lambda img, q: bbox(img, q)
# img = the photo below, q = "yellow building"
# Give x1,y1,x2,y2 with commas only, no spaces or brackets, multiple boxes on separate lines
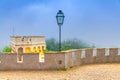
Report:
10,36,46,53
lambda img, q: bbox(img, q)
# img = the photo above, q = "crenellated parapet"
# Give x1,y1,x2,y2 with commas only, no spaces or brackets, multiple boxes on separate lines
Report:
65,48,120,68
0,48,120,70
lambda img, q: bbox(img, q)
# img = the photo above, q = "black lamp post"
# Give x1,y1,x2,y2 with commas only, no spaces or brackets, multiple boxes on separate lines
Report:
56,10,65,51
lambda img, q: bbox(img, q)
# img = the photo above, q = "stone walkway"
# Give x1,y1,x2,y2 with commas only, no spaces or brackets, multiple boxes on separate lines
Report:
0,63,120,80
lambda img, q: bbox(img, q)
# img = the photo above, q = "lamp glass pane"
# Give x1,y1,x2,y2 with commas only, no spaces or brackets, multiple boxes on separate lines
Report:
57,16,63,24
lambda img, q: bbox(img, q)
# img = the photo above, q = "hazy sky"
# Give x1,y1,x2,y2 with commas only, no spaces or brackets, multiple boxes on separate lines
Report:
0,0,120,49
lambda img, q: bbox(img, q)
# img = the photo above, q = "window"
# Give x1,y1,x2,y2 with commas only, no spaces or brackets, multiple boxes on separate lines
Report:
93,48,97,57
39,51,45,63
21,37,24,41
17,47,23,63
81,49,85,58
72,52,75,60
0,54,2,63
27,37,31,43
39,55,45,62
17,54,23,63
118,48,120,55
29,37,31,41
105,48,109,56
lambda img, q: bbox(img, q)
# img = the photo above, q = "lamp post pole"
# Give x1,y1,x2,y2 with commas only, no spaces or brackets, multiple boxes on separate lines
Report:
56,10,65,52
59,25,61,51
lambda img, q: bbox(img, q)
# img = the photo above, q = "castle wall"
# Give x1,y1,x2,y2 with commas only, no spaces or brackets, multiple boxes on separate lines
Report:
0,53,65,70
65,48,120,69
40,53,65,70
0,48,120,70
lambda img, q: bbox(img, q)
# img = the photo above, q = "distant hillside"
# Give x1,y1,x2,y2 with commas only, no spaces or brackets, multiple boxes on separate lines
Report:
46,38,95,51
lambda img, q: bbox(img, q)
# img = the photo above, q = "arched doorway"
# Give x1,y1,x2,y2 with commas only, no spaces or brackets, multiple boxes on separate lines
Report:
32,47,36,52
42,46,45,50
37,46,41,52
25,47,31,53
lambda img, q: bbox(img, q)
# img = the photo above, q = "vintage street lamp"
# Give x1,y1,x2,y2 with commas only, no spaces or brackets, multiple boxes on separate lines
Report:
56,10,65,51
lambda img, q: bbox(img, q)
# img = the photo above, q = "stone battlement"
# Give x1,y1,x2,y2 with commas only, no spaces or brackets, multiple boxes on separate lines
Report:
0,48,120,70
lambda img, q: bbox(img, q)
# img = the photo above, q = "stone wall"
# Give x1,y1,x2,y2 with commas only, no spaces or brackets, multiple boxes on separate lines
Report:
65,48,120,69
0,52,65,70
0,48,120,70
